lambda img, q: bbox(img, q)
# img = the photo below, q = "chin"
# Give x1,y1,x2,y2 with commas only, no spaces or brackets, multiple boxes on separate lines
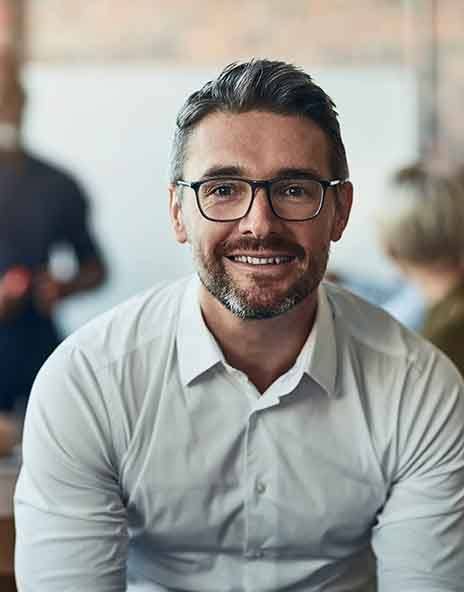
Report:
195,247,326,320
211,279,315,320
222,296,301,320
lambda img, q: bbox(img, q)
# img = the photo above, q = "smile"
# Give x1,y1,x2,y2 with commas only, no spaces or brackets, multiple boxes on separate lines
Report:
228,255,295,265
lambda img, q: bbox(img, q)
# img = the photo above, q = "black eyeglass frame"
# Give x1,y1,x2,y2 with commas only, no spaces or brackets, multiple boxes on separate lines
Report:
175,175,349,222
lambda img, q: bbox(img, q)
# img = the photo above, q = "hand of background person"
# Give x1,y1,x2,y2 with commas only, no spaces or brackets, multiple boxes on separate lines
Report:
0,414,18,457
0,266,32,321
33,270,66,317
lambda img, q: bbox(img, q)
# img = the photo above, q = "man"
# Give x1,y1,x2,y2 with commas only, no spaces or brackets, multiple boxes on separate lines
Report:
14,60,464,591
0,58,106,416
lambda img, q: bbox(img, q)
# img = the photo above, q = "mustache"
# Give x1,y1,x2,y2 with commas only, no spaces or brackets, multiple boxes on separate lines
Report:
220,237,305,258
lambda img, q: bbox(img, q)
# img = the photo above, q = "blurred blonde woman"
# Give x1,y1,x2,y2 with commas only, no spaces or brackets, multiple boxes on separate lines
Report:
379,163,464,374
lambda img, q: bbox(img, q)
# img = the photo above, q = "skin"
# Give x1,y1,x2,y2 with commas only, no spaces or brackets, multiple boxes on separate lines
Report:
394,258,464,305
170,110,352,393
0,413,18,457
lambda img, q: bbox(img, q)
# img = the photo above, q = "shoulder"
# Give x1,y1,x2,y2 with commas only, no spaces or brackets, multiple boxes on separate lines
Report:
25,152,86,202
27,275,195,468
424,309,464,377
424,293,464,341
323,280,460,384
323,282,464,483
59,275,192,369
25,152,78,184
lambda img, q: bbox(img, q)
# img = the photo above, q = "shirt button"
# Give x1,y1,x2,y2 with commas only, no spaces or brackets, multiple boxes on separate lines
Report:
256,481,266,494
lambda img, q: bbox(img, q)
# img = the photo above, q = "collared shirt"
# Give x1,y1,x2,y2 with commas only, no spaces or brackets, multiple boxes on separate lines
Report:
14,275,464,591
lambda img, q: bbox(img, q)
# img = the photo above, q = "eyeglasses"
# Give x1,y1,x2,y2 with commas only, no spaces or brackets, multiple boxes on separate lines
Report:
176,175,348,222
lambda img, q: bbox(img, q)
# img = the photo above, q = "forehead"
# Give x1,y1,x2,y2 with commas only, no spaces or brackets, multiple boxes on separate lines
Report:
183,110,332,179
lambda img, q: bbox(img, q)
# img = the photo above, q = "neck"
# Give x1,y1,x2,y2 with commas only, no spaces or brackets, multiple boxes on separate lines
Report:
199,286,318,394
422,271,463,305
401,262,464,305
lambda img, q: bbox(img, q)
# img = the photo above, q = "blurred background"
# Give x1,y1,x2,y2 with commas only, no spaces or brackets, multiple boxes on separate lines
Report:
2,0,464,334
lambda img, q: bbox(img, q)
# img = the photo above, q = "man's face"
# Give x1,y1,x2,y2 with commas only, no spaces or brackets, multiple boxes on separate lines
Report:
170,110,352,320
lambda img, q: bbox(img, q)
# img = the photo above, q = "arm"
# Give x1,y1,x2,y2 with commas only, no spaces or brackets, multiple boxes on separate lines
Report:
372,352,464,591
0,413,18,457
0,266,32,321
14,344,127,591
34,177,107,316
33,258,106,316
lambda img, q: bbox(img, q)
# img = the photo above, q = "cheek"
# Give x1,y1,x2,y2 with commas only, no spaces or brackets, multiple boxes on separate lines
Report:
294,224,332,255
179,204,203,243
187,220,230,255
204,231,230,257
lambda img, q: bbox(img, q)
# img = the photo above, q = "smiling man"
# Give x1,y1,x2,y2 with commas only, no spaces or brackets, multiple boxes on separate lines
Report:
14,60,464,591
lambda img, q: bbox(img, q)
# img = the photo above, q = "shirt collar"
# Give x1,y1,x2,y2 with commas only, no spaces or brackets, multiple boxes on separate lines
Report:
177,275,224,387
305,283,338,398
177,275,338,397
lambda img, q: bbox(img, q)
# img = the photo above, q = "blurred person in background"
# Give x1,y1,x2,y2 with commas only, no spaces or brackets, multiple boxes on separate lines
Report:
0,56,106,432
324,267,426,330
379,162,464,375
15,59,464,591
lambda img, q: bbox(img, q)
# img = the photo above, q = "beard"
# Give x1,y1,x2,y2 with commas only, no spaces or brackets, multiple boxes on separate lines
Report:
191,236,330,320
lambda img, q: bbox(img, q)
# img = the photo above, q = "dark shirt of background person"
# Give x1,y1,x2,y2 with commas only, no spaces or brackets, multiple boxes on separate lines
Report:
0,55,106,416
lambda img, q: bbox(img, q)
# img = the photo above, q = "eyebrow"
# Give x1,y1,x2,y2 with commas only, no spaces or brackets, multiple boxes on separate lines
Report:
200,165,326,180
201,165,243,178
276,168,325,180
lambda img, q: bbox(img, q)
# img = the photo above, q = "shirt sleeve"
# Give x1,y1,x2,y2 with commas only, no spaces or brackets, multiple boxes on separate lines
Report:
14,343,128,591
372,351,464,591
58,177,105,265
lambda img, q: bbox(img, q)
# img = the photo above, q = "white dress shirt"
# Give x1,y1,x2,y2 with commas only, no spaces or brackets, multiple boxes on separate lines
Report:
14,274,464,591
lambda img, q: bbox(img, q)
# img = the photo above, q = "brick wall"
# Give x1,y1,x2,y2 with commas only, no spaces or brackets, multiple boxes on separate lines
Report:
22,0,464,163
0,0,23,57
0,0,460,163
24,0,415,65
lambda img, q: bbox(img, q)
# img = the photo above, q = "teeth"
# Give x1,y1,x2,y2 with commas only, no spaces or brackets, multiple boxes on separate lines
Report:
232,255,291,265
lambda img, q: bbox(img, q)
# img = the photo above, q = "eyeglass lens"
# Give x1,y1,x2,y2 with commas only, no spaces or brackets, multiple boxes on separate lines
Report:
197,178,323,221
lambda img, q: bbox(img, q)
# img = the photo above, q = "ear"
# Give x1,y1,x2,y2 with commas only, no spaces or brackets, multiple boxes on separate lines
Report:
331,181,353,242
169,184,188,244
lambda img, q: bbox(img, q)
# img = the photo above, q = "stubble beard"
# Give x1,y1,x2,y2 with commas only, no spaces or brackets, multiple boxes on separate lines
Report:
192,239,330,320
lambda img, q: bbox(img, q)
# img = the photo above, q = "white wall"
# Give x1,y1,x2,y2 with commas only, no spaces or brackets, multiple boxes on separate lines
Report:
22,63,418,334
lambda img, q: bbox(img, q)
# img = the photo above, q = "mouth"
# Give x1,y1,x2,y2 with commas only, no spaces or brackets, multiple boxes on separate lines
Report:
226,254,296,266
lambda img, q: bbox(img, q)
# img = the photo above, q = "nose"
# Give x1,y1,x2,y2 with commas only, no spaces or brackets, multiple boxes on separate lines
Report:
238,187,282,238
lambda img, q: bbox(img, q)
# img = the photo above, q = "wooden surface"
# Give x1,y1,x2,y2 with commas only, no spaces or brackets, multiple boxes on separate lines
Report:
0,517,15,573
0,517,16,591
0,517,16,592
0,450,20,592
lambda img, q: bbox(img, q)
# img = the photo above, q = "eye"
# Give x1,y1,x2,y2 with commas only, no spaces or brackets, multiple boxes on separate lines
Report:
284,185,306,197
200,180,243,200
274,182,308,199
213,184,235,197
272,179,321,201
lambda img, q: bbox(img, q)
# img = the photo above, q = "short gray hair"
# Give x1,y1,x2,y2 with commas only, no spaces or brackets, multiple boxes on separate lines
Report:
169,59,349,183
379,163,464,265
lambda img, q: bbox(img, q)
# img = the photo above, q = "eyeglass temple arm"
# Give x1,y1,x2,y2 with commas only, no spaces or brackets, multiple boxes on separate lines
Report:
176,180,191,188
328,178,349,187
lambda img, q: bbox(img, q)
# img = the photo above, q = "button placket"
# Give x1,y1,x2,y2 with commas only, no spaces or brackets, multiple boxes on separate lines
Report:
243,409,269,559
256,481,266,495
